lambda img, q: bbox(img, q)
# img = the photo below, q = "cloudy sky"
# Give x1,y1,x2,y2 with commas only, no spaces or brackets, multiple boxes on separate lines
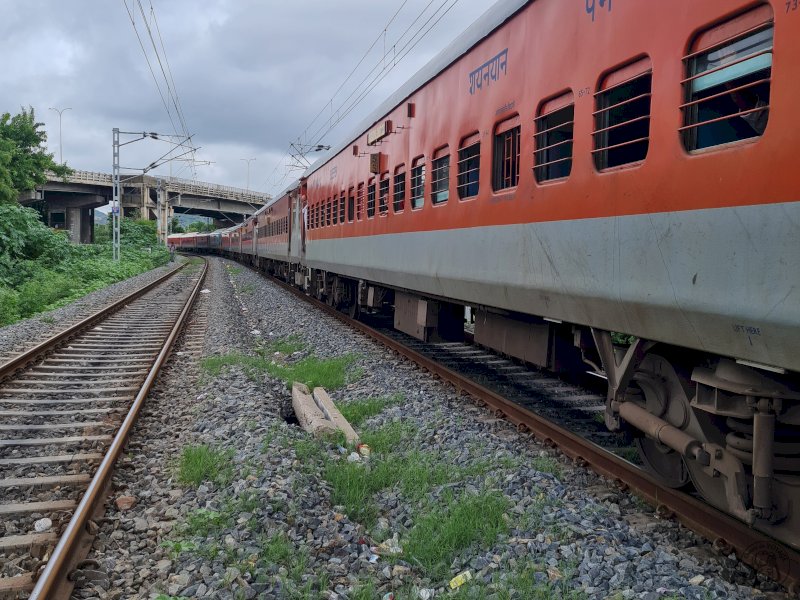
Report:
1,1,492,197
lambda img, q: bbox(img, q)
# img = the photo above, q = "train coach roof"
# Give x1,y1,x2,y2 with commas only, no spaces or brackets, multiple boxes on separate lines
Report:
300,0,529,181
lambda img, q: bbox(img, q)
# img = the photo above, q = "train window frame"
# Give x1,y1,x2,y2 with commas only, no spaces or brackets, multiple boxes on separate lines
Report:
326,197,332,227
681,6,773,153
457,132,480,200
430,146,450,205
378,173,390,215
534,91,575,183
367,177,376,218
593,57,652,171
492,115,520,191
332,195,339,225
393,164,406,213
339,191,346,224
357,183,364,221
410,155,425,210
347,187,355,223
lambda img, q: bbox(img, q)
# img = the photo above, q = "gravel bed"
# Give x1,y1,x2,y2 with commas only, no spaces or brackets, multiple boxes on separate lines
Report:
0,257,183,360
74,256,789,599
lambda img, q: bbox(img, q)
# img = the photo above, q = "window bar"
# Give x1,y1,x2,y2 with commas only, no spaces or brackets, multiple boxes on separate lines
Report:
591,135,651,154
680,48,772,85
682,22,773,61
592,114,651,137
535,137,574,155
591,93,652,116
534,155,573,171
678,104,770,132
679,76,771,110
593,71,653,96
534,119,575,138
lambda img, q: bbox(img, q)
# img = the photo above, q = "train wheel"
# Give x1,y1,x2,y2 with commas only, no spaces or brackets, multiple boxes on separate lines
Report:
629,371,691,488
635,437,690,488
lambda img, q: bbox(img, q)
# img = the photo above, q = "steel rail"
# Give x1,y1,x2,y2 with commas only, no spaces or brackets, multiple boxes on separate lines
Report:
28,258,208,599
263,268,800,594
0,261,186,382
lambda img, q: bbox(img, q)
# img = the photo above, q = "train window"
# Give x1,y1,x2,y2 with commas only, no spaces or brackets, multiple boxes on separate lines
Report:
457,133,480,199
379,174,390,214
367,178,376,218
681,7,773,151
347,187,355,222
393,165,406,212
357,183,364,221
339,191,345,223
326,198,332,227
492,115,520,191
431,146,450,205
333,195,339,225
535,92,574,182
410,156,425,209
593,57,652,170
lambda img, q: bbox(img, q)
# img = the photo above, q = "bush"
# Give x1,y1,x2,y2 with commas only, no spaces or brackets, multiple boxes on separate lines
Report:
0,204,170,325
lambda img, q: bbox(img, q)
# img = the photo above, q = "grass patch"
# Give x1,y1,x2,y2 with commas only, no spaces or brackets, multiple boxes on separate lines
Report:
451,561,586,600
239,283,255,294
183,508,229,537
199,351,359,389
404,491,510,580
338,394,403,428
266,354,358,390
262,334,306,355
177,444,233,487
226,266,242,275
531,455,562,478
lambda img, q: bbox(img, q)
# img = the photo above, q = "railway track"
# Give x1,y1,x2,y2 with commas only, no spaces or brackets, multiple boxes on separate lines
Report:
255,266,800,595
0,257,207,599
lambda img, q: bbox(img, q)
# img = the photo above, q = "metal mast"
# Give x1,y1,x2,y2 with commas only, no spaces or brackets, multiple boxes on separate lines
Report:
112,128,121,261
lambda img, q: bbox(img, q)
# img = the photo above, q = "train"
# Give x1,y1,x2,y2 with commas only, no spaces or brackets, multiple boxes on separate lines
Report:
170,0,800,550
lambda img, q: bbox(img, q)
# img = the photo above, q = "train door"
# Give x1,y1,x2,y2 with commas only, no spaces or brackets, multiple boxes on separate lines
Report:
289,192,303,263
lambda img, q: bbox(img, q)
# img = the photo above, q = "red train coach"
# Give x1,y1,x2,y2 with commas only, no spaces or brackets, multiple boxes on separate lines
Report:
289,0,800,549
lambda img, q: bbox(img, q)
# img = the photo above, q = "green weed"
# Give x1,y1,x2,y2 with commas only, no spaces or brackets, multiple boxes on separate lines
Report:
404,491,510,580
183,508,229,537
177,444,234,486
266,354,359,390
261,334,306,355
532,455,562,478
338,394,403,427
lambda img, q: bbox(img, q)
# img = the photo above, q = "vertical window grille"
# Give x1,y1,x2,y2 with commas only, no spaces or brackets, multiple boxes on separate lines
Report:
492,117,520,191
339,192,346,223
326,198,331,226
430,148,450,205
367,180,376,218
347,188,355,222
332,195,339,225
379,175,390,214
410,157,425,209
535,94,574,182
681,14,772,151
357,183,364,221
393,167,406,212
457,134,480,199
593,59,652,170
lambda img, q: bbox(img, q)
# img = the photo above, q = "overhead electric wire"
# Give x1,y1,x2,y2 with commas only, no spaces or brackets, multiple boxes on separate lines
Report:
261,0,462,195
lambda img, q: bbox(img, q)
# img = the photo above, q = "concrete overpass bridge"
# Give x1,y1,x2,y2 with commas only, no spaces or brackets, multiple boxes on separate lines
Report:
20,170,270,243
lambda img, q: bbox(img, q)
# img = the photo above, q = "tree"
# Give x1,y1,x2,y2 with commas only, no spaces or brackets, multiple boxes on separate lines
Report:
0,107,71,204
186,220,215,233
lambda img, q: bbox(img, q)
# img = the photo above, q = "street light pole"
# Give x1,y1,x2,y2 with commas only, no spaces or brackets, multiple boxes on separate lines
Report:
49,107,72,164
240,157,256,190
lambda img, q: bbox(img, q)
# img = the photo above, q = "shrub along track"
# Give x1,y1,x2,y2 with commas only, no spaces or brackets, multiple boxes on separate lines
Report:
258,268,800,595
0,258,207,599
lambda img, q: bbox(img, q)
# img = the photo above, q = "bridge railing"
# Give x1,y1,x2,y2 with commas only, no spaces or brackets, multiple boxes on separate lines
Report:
46,170,270,204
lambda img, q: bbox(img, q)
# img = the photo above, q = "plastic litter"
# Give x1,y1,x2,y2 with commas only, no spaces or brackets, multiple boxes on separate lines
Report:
376,532,402,555
347,452,361,463
251,329,261,335
382,594,395,600
200,289,211,294
368,554,380,564
448,570,472,590
34,518,52,533
357,443,371,457
419,589,434,600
